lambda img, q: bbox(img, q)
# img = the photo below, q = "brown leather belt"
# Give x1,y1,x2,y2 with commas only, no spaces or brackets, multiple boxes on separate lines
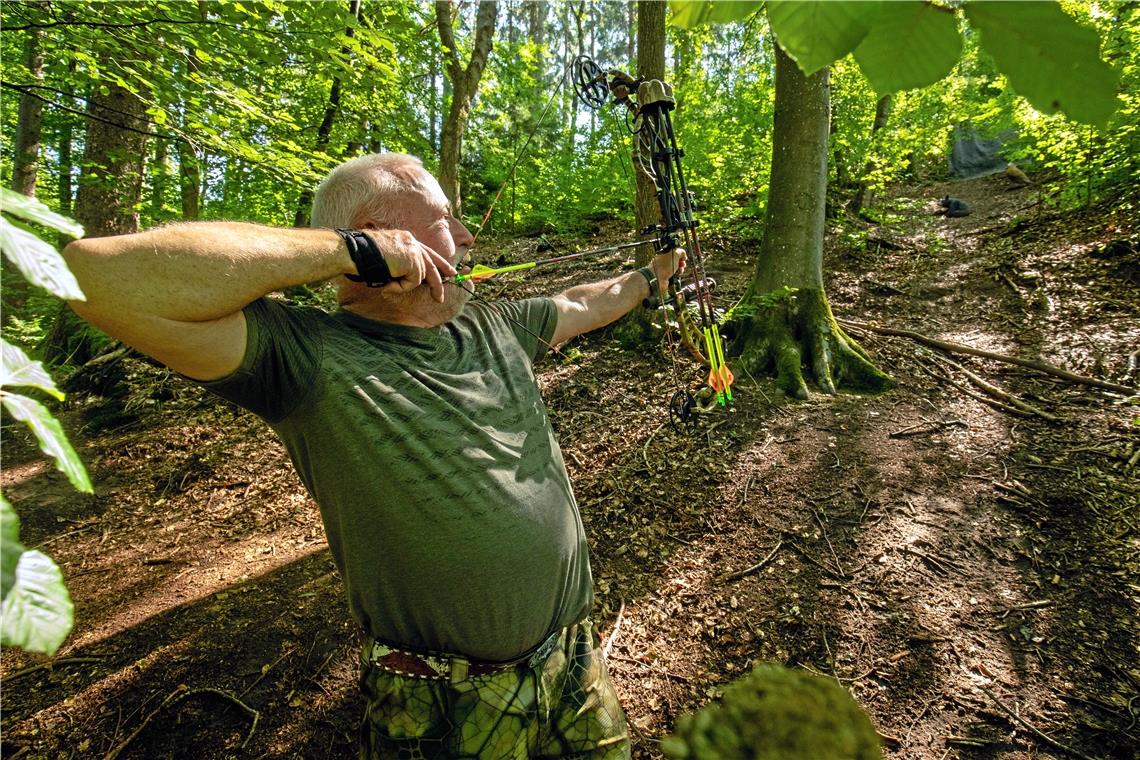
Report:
365,628,563,682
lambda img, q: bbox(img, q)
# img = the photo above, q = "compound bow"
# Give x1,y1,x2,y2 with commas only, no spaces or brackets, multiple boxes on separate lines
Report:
572,54,734,431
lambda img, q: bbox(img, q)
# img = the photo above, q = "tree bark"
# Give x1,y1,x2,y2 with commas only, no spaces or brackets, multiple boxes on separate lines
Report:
178,1,207,220
728,43,890,398
634,0,666,257
849,94,892,215
12,25,45,196
44,63,151,366
435,0,498,218
4,23,46,325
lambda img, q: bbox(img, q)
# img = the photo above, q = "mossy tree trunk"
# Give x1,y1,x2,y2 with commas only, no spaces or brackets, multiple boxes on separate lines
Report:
727,44,890,399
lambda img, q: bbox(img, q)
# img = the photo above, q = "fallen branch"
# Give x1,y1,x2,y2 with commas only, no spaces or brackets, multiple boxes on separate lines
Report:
722,540,784,582
978,684,1099,760
916,362,1035,419
602,596,626,660
839,319,1139,396
933,355,1060,422
7,656,105,682
105,685,260,760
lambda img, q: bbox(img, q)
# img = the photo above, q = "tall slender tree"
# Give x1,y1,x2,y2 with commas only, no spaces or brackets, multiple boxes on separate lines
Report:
436,0,498,217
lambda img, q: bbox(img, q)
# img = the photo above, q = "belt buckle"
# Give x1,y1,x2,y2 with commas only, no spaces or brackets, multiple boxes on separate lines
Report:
527,629,561,669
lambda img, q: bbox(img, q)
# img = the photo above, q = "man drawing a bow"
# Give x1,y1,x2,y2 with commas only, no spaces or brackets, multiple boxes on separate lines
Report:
64,152,684,759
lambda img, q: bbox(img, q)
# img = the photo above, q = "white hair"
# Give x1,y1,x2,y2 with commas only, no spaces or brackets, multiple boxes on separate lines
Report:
310,153,428,230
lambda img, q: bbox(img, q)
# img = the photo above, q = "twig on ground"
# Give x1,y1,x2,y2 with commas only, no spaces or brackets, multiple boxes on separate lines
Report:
933,354,1060,422
239,645,297,698
722,539,783,582
789,542,849,580
602,596,626,661
839,319,1139,395
7,656,105,682
105,685,261,759
810,508,845,578
916,361,1034,418
889,419,969,438
978,684,1100,760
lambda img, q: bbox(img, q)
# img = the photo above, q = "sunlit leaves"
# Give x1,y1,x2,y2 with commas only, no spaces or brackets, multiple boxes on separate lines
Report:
0,189,85,300
853,2,962,94
1,543,74,657
966,1,1119,126
669,1,762,29
766,1,879,77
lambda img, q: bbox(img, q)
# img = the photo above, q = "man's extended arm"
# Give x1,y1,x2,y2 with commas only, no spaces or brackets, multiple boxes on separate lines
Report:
62,222,453,381
549,248,684,346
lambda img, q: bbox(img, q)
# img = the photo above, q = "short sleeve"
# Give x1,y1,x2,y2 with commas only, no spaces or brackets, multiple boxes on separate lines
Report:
482,297,557,363
198,299,324,422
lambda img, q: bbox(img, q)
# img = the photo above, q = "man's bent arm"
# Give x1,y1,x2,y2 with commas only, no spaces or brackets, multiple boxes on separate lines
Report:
62,223,454,381
62,223,359,381
550,249,683,346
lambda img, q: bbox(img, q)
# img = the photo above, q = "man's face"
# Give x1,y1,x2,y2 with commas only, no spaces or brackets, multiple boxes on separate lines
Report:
396,170,474,273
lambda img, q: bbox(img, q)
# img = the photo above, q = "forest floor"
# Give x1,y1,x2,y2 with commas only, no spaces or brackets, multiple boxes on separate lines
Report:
2,174,1138,760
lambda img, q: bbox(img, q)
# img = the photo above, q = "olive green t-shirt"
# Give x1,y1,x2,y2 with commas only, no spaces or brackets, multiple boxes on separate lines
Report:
202,297,593,661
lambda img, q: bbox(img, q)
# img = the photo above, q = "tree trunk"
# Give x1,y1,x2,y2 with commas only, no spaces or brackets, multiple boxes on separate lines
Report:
634,0,666,258
43,69,151,366
4,24,46,325
849,94,892,215
150,138,173,221
12,26,45,196
435,0,498,218
728,43,890,399
178,2,208,220
294,0,361,227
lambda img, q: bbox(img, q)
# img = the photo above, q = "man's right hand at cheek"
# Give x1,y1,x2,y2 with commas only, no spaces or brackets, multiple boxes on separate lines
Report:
364,229,456,303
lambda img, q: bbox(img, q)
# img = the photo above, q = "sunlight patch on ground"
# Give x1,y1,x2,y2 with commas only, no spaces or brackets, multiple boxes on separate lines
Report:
0,458,50,488
60,539,330,654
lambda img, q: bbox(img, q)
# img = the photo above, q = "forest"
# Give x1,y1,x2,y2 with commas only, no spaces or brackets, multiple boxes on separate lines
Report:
2,1,1138,758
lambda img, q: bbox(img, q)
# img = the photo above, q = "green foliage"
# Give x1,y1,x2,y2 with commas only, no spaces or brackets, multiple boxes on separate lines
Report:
662,663,882,760
671,0,1119,127
0,192,90,656
1,496,75,657
766,1,878,77
852,3,962,94
965,1,1119,127
1,190,85,300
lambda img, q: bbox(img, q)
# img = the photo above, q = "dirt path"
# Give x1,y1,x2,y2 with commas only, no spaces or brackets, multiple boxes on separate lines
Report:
2,176,1137,759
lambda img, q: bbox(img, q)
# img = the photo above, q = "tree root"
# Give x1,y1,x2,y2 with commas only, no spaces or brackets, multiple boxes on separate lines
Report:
840,319,1139,396
105,685,260,759
727,288,892,399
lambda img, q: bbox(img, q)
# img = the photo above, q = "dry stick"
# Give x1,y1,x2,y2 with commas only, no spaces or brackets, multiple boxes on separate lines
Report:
977,684,1100,760
602,596,626,661
105,685,261,760
723,539,784,582
839,319,1139,396
7,656,104,682
934,354,1060,422
810,508,845,578
916,361,1032,418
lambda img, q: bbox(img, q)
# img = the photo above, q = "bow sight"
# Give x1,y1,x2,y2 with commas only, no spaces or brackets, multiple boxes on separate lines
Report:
571,54,734,432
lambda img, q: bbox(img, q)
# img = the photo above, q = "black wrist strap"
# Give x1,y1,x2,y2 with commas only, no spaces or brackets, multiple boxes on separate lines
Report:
638,266,659,309
334,229,393,287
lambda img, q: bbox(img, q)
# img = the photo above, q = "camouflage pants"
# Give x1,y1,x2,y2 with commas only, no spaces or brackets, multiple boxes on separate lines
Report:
359,620,630,759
